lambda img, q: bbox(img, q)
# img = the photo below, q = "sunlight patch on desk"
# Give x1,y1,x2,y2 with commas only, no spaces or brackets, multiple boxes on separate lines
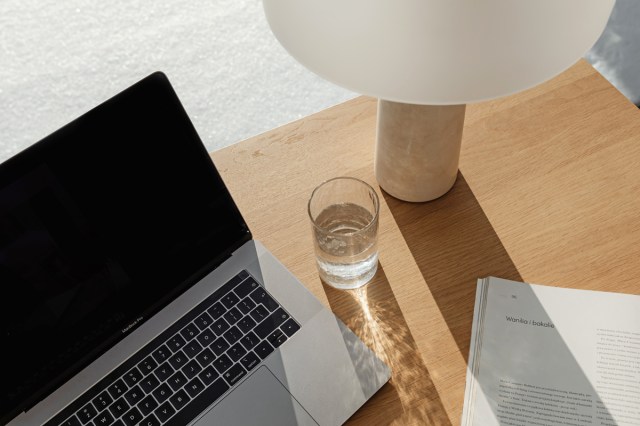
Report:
377,192,469,412
349,286,438,419
323,265,455,424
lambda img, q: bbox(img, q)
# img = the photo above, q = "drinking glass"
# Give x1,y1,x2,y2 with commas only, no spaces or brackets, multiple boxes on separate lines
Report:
308,177,380,289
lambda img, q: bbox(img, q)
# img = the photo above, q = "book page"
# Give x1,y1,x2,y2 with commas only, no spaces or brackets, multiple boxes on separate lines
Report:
463,278,640,426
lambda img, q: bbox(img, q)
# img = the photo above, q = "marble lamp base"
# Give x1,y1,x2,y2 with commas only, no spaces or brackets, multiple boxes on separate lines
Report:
374,100,466,202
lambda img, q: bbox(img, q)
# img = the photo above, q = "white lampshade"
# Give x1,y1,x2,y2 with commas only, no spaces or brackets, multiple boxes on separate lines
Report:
263,0,615,202
263,0,615,105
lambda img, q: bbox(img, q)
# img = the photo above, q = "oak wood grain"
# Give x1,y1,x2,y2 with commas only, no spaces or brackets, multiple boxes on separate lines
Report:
210,59,640,425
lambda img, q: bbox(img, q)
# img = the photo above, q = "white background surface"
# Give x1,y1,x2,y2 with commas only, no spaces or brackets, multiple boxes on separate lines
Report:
0,0,355,163
1,0,638,164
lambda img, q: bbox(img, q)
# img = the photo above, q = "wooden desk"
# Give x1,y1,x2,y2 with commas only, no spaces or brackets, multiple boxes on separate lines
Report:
211,59,640,425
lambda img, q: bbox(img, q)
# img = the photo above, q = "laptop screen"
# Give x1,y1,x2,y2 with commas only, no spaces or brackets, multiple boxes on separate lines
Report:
0,73,250,423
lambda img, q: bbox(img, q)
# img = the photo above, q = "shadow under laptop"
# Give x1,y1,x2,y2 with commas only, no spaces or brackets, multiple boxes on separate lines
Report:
322,265,453,425
382,172,619,424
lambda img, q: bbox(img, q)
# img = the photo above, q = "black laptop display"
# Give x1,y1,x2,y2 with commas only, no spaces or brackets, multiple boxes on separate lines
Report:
0,73,249,423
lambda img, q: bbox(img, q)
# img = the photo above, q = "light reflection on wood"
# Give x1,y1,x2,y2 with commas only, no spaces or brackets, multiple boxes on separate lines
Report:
323,266,453,425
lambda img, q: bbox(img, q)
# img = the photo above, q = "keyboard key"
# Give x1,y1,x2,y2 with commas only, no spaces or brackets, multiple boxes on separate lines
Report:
139,414,160,426
164,380,228,426
77,403,98,424
240,331,260,351
267,329,287,348
154,401,176,423
92,410,114,426
185,377,205,398
221,292,240,309
194,312,213,330
227,342,247,362
121,407,142,426
234,278,259,299
212,354,233,375
107,379,128,400
210,337,230,356
91,390,113,412
211,318,230,336
237,297,256,314
254,341,275,360
223,326,243,345
179,323,199,342
137,356,158,376
137,395,158,417
249,304,269,323
61,415,81,426
237,316,257,334
254,308,290,339
140,373,160,394
222,364,247,386
151,345,171,364
195,347,215,368
168,389,190,412
281,318,301,337
123,385,143,406
112,420,124,426
237,269,250,281
240,352,260,372
168,351,187,371
250,288,279,312
223,307,242,325
183,339,203,359
196,328,215,347
167,334,186,352
167,370,188,392
206,302,226,320
152,383,173,404
123,367,143,387
198,365,218,386
153,362,175,382
107,397,130,419
182,359,202,379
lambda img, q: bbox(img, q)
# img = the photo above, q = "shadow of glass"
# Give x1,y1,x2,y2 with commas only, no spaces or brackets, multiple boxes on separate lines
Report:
383,172,619,424
322,264,453,425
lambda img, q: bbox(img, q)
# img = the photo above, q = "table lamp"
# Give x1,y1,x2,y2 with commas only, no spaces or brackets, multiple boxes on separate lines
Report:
262,0,615,202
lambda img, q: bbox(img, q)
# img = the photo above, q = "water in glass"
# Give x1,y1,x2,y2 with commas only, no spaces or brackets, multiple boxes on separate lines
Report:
313,202,378,289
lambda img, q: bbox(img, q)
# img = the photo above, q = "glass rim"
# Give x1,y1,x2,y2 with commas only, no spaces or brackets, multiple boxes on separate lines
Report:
307,176,380,236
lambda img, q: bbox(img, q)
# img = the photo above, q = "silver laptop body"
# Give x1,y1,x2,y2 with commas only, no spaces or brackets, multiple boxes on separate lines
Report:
2,73,389,426
11,240,390,426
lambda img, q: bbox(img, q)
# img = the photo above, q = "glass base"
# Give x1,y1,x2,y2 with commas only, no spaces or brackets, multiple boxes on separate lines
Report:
317,253,378,290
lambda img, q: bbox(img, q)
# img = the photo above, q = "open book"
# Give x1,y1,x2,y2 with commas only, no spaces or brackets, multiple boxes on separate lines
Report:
462,277,640,426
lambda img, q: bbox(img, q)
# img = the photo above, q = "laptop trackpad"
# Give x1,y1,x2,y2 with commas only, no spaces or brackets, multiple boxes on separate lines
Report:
193,366,318,425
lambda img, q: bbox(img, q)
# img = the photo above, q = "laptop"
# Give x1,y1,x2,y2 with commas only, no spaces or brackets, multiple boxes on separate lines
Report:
1,72,390,426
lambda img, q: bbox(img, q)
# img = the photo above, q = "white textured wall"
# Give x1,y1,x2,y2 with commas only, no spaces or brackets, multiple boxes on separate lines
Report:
0,1,355,162
1,1,638,164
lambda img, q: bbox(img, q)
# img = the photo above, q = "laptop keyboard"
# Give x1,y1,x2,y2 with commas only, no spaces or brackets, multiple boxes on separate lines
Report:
46,270,301,426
